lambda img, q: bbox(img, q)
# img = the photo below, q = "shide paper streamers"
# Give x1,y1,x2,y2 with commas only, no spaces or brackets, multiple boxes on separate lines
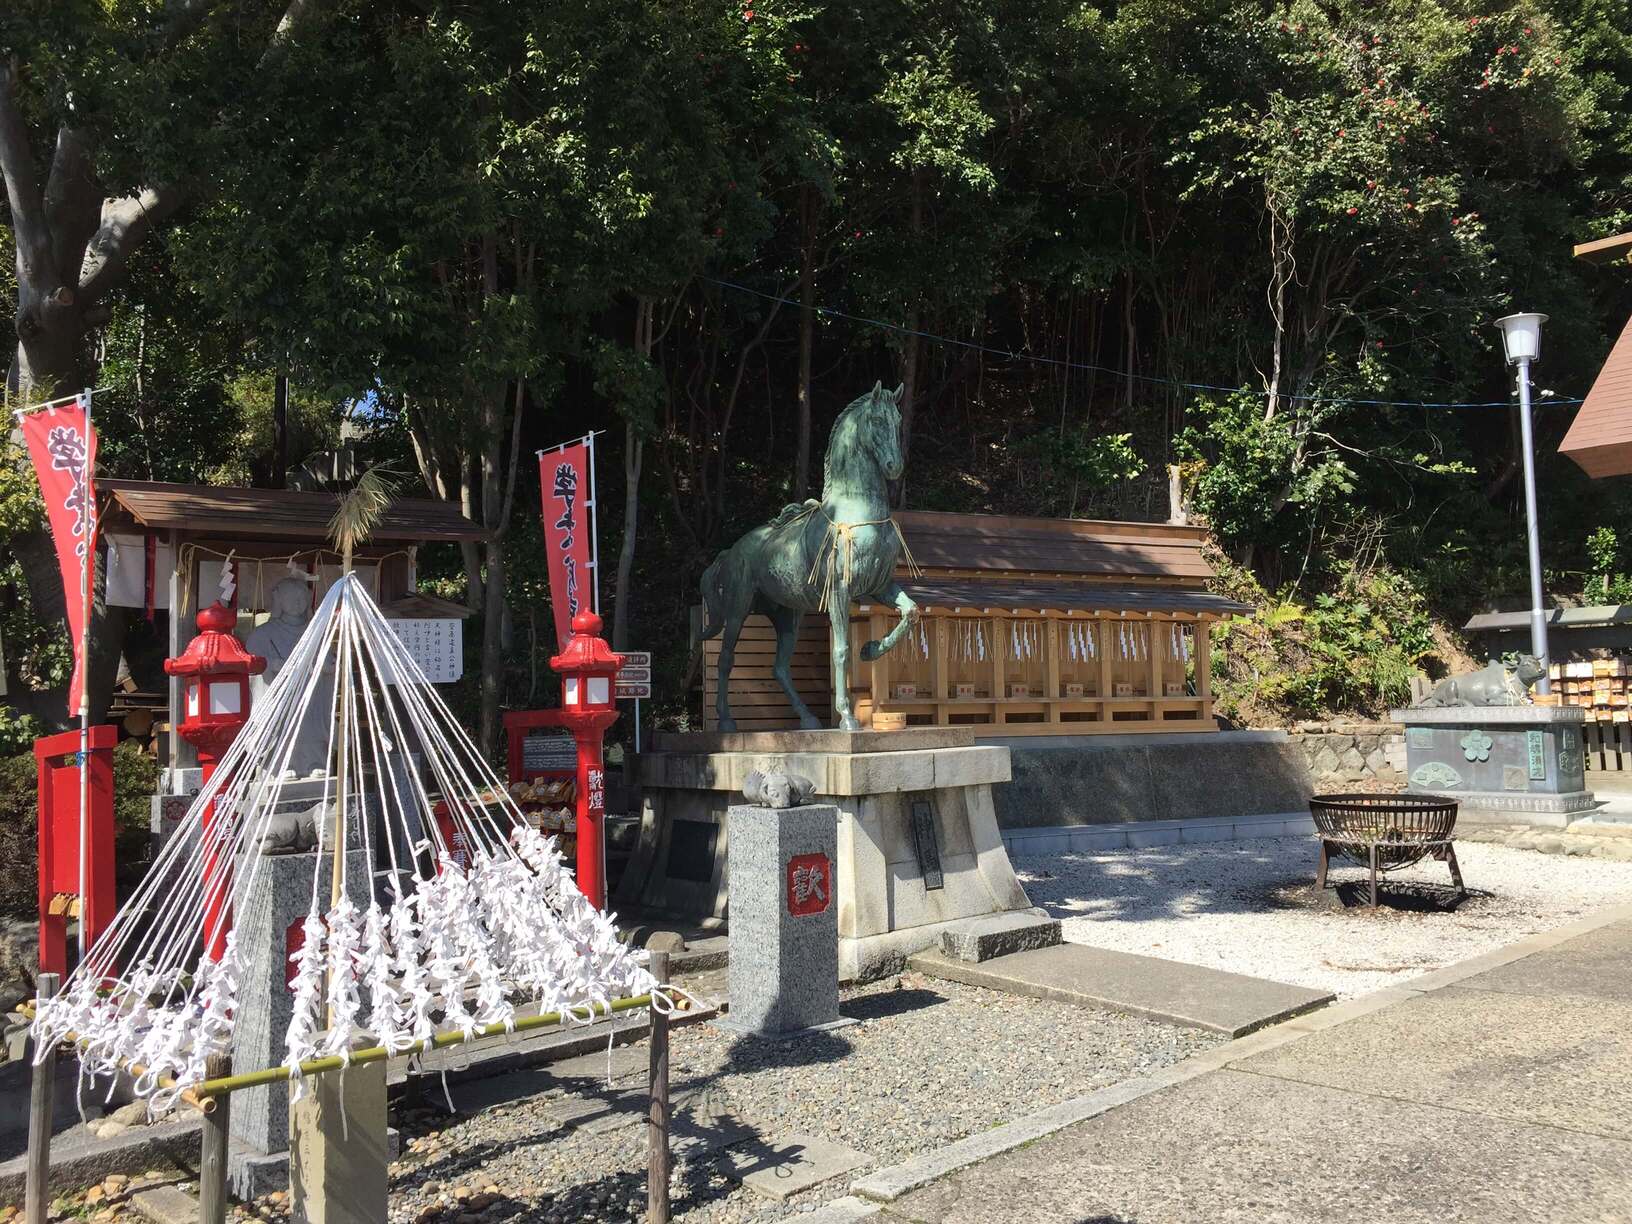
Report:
33,575,664,1108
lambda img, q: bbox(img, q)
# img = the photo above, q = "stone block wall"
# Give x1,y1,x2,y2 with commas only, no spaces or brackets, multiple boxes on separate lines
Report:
1290,722,1406,792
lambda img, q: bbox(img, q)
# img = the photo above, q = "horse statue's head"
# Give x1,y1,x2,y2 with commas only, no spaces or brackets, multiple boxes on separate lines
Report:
824,381,904,491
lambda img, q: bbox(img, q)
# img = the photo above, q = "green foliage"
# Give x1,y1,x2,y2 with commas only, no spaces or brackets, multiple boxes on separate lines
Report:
7,0,1632,735
1178,393,1354,552
0,708,44,756
1211,554,1438,722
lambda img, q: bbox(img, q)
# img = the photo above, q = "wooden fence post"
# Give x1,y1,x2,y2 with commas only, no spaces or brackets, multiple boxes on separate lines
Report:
199,1053,232,1224
647,951,671,1224
26,972,60,1224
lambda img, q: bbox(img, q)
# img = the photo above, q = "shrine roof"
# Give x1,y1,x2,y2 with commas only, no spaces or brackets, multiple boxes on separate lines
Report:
894,510,1219,583
1561,313,1632,479
100,480,489,543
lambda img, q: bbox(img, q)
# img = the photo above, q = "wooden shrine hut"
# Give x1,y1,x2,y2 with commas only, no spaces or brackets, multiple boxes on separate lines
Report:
1563,232,1632,477
98,479,486,772
701,511,1250,735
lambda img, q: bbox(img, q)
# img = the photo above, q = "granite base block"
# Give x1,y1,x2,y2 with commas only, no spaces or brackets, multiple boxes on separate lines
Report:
623,738,1038,983
232,847,372,1159
726,803,842,1036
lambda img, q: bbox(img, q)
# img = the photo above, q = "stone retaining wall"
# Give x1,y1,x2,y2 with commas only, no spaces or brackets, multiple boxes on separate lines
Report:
991,731,1312,830
1289,722,1406,791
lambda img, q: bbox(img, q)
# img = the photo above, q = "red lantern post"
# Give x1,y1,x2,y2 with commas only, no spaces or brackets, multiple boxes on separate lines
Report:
165,602,265,960
548,611,623,910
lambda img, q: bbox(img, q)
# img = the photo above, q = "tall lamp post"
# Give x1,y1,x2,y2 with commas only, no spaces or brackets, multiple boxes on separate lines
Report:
1494,311,1553,695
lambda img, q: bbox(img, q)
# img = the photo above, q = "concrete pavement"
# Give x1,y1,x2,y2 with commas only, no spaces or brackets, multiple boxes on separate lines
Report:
846,904,1632,1223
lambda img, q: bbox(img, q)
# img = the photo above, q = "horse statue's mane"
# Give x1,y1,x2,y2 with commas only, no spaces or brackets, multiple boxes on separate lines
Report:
765,383,902,530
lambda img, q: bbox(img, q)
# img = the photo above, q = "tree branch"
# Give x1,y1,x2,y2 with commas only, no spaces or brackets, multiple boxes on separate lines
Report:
78,184,186,303
0,58,51,281
44,128,100,283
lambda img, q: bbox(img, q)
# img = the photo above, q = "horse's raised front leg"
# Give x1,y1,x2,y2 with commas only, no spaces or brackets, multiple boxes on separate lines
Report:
827,584,860,731
860,580,920,662
715,615,747,733
768,605,822,730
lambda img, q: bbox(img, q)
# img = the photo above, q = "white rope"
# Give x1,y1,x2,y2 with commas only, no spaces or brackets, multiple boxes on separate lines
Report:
34,574,666,1101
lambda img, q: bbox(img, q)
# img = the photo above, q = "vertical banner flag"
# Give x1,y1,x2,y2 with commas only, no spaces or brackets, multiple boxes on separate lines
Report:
539,438,595,650
20,396,99,714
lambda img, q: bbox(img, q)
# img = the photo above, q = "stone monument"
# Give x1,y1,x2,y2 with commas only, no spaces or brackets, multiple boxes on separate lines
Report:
245,575,334,780
621,725,1049,980
624,385,1051,978
720,775,850,1036
1393,655,1593,827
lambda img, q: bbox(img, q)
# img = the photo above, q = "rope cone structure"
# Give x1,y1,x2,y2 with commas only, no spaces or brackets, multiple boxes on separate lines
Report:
32,574,663,1109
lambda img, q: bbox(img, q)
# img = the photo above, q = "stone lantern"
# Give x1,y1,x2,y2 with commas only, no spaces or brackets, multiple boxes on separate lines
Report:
549,611,624,909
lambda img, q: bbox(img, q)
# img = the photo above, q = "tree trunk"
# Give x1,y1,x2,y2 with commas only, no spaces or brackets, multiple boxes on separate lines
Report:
613,298,653,650
273,371,289,488
479,534,506,759
476,234,506,760
794,186,818,502
895,170,925,506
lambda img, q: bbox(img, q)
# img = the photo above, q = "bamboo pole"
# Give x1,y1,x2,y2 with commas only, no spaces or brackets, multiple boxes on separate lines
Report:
191,994,655,1100
26,974,60,1224
647,953,670,1224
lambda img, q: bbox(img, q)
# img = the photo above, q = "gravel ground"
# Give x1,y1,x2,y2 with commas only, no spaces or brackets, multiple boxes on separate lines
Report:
1016,835,1632,999
232,976,1219,1223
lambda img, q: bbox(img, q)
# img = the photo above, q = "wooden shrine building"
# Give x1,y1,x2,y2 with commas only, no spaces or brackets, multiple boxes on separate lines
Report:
98,479,486,773
1563,232,1632,477
702,511,1250,736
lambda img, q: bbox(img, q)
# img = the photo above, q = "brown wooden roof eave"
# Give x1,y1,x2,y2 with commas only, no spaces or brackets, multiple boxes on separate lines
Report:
99,479,490,542
1573,232,1632,266
893,509,1218,581
1561,314,1632,479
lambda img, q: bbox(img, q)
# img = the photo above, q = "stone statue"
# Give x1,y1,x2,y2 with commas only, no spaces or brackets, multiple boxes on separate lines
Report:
1415,655,1545,708
742,769,817,809
244,575,332,777
257,802,320,853
701,383,919,731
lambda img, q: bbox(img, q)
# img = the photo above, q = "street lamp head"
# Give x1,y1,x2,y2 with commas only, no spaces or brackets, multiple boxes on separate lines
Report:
1494,312,1548,366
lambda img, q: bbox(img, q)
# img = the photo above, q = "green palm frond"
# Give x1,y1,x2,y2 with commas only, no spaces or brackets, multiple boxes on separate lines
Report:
328,466,400,567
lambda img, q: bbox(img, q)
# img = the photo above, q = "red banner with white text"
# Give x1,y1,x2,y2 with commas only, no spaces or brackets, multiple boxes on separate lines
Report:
539,440,594,650
20,399,99,715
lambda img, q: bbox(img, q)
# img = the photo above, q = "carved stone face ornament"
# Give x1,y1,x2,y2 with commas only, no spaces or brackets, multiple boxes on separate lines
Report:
743,769,817,809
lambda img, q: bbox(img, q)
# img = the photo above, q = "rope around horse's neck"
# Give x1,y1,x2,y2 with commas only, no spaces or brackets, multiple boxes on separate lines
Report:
802,505,923,614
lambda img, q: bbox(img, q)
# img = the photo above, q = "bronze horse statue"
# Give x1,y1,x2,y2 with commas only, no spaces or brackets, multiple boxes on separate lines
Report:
701,382,920,731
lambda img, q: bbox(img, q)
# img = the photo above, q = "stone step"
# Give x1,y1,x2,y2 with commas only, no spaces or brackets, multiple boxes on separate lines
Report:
911,943,1333,1037
939,913,1061,963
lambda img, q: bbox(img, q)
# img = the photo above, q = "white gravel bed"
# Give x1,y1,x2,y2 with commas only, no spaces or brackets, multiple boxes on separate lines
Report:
1016,835,1632,999
236,976,1220,1224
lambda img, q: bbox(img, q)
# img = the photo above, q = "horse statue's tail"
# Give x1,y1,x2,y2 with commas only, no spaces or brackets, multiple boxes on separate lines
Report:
699,554,728,640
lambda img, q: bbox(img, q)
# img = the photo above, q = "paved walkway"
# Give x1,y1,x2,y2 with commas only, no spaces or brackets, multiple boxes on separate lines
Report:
848,904,1632,1223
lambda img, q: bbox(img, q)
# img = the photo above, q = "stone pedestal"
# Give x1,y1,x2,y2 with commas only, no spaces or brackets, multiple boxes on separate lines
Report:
619,728,1047,980
1391,706,1593,827
229,846,371,1197
720,803,846,1036
289,1059,389,1224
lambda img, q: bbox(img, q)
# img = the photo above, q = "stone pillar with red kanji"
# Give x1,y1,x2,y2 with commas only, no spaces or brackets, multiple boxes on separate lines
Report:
722,794,852,1037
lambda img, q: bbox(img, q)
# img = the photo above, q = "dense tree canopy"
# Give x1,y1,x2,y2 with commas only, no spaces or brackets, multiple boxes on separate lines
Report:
5,0,1632,735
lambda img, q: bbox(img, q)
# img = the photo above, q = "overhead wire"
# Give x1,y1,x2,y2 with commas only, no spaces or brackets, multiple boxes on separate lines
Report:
701,275,1583,411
